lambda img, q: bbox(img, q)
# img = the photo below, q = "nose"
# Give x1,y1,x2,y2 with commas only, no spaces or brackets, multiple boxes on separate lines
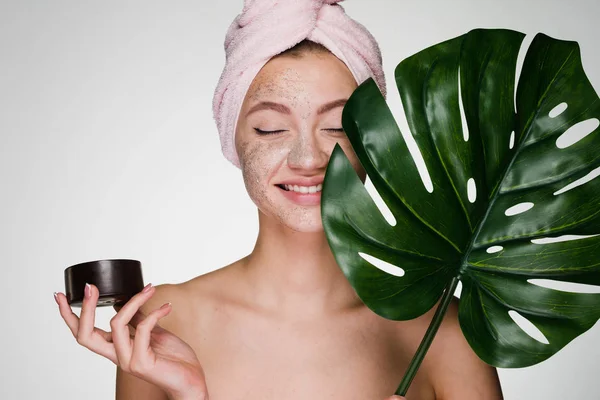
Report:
287,129,329,171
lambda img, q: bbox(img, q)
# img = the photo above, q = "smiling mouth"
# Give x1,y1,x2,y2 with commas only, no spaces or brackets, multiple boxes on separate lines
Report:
275,183,323,194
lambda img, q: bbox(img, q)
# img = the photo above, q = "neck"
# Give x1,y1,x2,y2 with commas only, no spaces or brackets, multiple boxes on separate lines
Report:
241,209,362,318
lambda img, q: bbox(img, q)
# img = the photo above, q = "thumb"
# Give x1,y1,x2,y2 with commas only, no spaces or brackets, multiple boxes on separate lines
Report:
385,397,406,400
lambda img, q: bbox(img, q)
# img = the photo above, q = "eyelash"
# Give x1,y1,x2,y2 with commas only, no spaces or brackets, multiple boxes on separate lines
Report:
253,128,344,135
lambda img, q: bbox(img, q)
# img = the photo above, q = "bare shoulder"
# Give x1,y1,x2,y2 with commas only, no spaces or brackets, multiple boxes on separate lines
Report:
137,281,191,331
138,260,245,334
416,297,503,400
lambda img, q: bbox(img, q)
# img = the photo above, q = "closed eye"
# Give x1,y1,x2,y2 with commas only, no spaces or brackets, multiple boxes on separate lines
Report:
254,128,344,135
254,128,287,135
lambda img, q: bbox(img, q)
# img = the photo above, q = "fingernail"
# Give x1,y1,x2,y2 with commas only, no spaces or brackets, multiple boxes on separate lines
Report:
85,283,91,298
142,283,153,293
53,292,59,305
160,302,171,309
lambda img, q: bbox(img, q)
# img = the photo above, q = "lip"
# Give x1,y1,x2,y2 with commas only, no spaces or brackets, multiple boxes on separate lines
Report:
277,185,322,206
277,176,324,186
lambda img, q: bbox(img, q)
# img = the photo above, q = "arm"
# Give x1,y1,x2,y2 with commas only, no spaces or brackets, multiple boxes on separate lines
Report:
426,298,503,400
116,367,205,400
116,366,169,400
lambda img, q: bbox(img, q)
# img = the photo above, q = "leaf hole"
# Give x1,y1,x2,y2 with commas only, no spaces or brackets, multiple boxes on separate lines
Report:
458,65,469,142
528,279,600,294
358,252,405,277
508,310,550,345
486,245,503,254
504,202,534,216
513,34,536,114
385,74,434,193
555,118,599,149
553,165,600,195
467,178,476,203
509,131,515,149
531,233,599,244
364,176,397,226
549,102,568,118
454,280,463,298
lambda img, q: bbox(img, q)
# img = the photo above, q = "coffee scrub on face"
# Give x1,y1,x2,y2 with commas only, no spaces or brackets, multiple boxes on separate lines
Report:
234,50,364,233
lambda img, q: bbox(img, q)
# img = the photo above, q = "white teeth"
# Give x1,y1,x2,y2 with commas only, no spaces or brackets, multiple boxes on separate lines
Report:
284,183,322,193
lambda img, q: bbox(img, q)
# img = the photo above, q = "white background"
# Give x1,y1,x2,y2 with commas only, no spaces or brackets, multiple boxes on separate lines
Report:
1,0,599,399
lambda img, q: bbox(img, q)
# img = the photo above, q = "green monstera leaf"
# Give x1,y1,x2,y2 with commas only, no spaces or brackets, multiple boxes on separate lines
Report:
321,29,600,395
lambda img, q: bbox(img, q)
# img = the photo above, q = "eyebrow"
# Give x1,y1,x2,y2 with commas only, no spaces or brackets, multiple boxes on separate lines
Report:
246,101,290,116
245,98,347,117
317,98,347,115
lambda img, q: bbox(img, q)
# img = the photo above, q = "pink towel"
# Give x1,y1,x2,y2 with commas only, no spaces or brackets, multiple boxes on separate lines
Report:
212,0,387,168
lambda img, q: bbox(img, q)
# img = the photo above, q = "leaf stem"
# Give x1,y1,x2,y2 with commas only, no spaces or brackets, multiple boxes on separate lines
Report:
395,276,460,396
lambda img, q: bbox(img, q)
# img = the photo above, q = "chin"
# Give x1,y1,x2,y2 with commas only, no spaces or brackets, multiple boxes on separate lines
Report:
278,198,326,233
259,200,326,233
285,218,324,233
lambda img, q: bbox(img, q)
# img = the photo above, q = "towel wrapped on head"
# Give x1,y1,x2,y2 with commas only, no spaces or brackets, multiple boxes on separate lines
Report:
212,0,387,168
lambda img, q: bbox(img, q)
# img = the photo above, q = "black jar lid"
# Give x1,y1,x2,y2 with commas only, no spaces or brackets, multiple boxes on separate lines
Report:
64,259,144,308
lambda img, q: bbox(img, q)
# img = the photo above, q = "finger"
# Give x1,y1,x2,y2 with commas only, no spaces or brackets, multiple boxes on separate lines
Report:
115,303,170,340
78,284,119,361
77,283,98,342
129,309,148,328
112,284,154,326
131,303,172,372
78,284,113,344
113,293,166,332
56,289,117,363
55,291,80,337
114,304,145,338
111,284,155,367
129,309,169,334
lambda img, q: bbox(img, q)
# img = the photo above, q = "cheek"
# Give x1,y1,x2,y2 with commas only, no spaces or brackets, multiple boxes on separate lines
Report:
237,140,286,200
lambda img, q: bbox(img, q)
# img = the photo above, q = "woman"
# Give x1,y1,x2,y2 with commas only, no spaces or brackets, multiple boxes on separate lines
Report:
54,1,503,399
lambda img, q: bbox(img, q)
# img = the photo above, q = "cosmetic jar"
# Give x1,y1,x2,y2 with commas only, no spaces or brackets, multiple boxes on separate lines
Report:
64,259,144,307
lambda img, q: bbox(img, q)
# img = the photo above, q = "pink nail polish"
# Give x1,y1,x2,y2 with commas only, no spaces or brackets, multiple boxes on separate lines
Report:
53,292,59,305
84,283,91,298
142,283,153,293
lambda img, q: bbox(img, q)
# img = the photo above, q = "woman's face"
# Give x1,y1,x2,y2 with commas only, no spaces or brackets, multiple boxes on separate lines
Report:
235,50,366,233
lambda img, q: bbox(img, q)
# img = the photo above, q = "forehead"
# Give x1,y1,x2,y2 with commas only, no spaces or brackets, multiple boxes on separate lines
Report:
246,52,357,102
248,66,304,102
